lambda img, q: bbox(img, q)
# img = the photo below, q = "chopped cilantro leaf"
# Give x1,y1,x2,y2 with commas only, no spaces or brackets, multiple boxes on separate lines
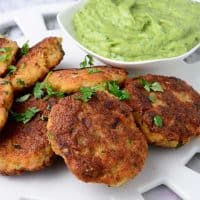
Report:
7,65,17,76
140,78,164,93
87,55,94,66
75,81,129,102
108,81,130,100
153,115,163,128
33,82,65,99
87,68,101,74
16,78,25,86
20,41,29,56
148,94,157,103
46,84,65,98
140,78,151,92
0,47,12,52
33,82,45,99
10,107,40,124
151,82,164,92
80,55,94,68
0,54,11,62
76,87,96,102
16,94,31,103
92,82,107,91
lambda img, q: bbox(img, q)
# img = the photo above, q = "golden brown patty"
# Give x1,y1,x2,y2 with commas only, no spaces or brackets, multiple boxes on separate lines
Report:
0,38,19,76
0,78,13,131
0,96,58,175
7,37,64,93
47,91,148,186
125,74,200,148
45,66,127,94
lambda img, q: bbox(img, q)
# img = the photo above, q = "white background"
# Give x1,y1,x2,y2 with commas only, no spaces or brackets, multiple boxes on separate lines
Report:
0,1,199,200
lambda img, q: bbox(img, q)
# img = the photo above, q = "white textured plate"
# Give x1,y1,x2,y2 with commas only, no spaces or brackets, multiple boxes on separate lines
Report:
0,2,200,200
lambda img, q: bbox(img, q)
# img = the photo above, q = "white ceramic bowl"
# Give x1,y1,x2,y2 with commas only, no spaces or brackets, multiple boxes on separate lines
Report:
57,0,200,68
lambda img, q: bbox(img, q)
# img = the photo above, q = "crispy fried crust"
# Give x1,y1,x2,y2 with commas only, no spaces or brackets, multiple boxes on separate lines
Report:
0,97,58,175
0,38,19,76
45,67,127,93
125,74,200,148
47,91,148,186
0,78,13,131
8,37,64,93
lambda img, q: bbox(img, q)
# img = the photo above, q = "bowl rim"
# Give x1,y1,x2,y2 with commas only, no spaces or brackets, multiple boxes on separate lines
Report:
57,0,200,65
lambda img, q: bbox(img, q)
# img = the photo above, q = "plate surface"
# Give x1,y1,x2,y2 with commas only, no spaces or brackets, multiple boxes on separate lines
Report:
0,2,200,200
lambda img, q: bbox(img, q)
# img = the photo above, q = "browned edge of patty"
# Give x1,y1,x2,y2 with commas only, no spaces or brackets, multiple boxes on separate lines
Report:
47,91,148,186
0,38,19,76
7,37,64,93
45,66,128,94
125,74,200,147
0,96,58,175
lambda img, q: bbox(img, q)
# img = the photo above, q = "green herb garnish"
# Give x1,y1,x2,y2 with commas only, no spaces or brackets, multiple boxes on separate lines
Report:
10,107,40,124
16,94,31,103
76,87,96,102
80,55,101,74
153,115,163,128
92,82,107,91
0,47,12,53
33,82,65,99
75,81,129,102
7,65,17,76
148,94,157,103
46,84,65,98
16,78,25,86
0,54,11,62
80,55,94,68
87,68,101,74
140,78,151,92
20,41,29,56
108,81,130,100
150,82,164,92
141,78,164,92
33,82,45,99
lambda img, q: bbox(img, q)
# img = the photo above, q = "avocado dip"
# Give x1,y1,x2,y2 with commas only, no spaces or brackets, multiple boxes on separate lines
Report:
73,0,200,62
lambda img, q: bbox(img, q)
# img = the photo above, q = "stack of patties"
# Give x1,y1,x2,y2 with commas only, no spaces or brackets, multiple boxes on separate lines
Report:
45,67,200,186
0,36,199,187
45,67,148,186
0,38,148,187
0,36,64,174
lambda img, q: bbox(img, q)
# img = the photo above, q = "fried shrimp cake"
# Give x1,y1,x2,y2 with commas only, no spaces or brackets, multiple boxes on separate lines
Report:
125,74,200,148
0,96,58,175
0,78,13,131
47,91,148,186
8,37,64,93
45,66,127,93
0,38,19,76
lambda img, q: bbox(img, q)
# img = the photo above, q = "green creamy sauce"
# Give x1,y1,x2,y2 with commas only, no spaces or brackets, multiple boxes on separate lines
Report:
73,0,200,61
